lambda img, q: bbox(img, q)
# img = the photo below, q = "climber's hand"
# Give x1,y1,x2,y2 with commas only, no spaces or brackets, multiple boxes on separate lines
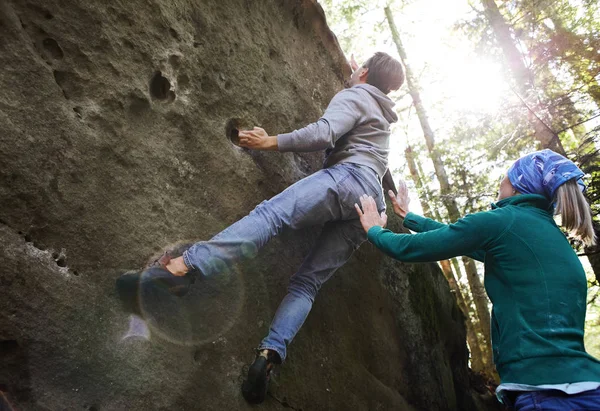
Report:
355,194,387,233
238,127,278,151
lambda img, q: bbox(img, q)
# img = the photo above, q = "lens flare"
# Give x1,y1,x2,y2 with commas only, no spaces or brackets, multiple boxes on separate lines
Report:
121,314,151,341
135,264,246,347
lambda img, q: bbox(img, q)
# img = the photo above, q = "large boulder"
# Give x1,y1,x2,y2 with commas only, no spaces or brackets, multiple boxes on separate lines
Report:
0,0,497,409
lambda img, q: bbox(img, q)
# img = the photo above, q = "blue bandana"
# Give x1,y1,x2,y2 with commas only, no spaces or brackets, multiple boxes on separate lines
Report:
506,149,585,201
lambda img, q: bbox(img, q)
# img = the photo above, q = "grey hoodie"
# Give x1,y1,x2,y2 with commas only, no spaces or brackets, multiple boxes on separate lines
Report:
277,84,398,177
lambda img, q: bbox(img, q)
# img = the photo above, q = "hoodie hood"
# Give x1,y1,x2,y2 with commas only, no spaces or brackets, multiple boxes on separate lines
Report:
354,84,398,123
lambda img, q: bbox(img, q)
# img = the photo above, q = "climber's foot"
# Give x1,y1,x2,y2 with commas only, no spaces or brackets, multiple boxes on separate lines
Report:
116,265,194,313
116,247,197,314
241,349,278,404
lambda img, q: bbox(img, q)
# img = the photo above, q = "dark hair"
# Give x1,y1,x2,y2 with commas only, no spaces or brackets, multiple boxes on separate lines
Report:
363,52,404,94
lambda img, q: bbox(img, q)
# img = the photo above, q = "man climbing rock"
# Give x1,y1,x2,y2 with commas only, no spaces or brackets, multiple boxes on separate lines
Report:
117,52,404,403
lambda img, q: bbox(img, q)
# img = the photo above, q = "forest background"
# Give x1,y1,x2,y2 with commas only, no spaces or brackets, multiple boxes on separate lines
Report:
320,0,600,380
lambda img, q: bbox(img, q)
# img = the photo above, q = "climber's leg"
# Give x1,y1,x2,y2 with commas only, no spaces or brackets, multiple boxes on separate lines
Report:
116,163,382,309
175,162,383,278
258,218,368,362
242,219,367,404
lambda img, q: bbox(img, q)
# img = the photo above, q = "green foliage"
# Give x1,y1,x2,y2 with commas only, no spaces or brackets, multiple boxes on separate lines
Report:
320,0,387,58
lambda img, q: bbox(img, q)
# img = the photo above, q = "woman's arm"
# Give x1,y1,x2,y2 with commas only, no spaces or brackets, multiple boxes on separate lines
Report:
367,213,495,263
388,181,486,262
402,212,486,262
356,195,499,263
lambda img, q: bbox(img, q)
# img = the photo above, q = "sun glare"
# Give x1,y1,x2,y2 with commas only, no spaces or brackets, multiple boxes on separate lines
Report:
443,57,508,113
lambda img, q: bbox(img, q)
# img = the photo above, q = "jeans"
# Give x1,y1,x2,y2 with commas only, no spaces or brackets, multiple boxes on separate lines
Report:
182,163,385,362
512,388,600,411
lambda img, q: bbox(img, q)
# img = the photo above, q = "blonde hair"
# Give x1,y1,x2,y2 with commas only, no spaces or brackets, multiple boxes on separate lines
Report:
554,179,596,246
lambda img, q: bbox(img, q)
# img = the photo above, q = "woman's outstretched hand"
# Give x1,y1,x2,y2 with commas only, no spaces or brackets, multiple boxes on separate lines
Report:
389,180,410,218
355,195,387,233
349,54,359,72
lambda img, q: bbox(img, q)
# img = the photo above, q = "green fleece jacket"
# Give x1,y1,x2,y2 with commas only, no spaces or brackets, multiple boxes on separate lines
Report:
367,194,600,385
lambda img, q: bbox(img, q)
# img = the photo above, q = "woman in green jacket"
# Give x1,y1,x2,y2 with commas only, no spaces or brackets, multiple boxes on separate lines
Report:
355,150,600,410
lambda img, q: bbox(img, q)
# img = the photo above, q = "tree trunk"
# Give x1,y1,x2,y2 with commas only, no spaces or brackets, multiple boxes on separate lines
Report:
405,146,433,217
386,6,496,380
480,0,566,154
451,257,462,280
386,7,462,218
461,258,491,348
547,16,600,109
439,260,486,373
461,257,495,373
586,224,600,284
406,146,488,373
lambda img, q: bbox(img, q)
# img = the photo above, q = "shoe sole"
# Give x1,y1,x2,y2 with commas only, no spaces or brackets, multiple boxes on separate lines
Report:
241,356,269,404
116,267,192,314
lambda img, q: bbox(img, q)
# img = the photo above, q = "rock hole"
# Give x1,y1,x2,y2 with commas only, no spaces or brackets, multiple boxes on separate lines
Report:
168,55,181,69
52,252,59,259
149,71,175,102
169,28,180,41
56,256,67,267
24,234,32,243
73,107,82,118
27,4,52,19
225,119,241,146
53,70,69,99
0,340,19,354
42,38,63,60
193,41,202,48
200,74,218,93
72,270,79,276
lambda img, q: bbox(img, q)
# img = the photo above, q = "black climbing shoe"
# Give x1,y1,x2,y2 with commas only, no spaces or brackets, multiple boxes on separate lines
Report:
241,349,278,404
116,266,194,315
116,248,196,315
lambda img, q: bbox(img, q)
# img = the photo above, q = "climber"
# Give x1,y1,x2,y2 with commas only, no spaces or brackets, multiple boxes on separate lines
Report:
116,52,404,403
355,149,600,410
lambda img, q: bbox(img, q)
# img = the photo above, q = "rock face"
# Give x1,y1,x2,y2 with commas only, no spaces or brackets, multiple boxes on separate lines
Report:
0,0,497,410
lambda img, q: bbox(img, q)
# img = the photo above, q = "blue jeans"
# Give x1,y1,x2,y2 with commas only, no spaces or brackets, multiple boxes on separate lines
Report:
182,163,385,362
512,388,600,411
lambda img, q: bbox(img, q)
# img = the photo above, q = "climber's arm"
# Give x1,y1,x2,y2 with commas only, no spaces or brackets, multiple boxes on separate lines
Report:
238,88,362,152
238,127,279,151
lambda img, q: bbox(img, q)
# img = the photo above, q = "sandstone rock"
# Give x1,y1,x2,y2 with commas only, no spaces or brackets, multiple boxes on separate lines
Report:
0,0,498,409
